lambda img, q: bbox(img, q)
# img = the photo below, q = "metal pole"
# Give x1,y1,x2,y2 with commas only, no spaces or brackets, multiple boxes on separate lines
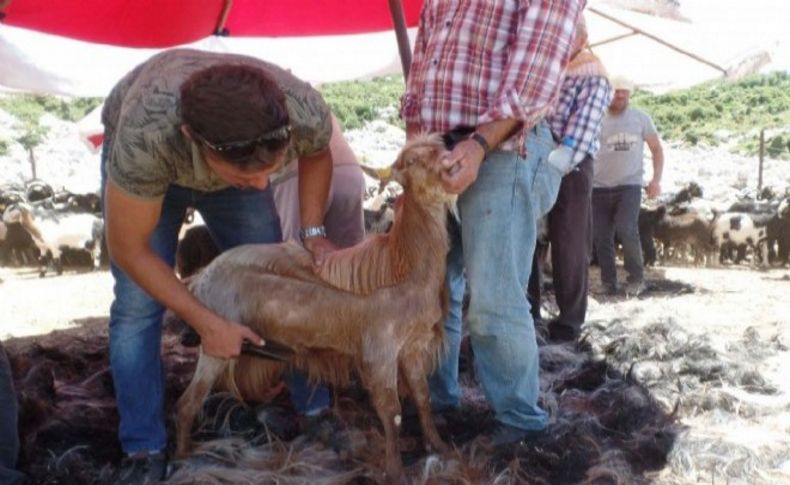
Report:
758,129,765,192
388,0,412,81
214,0,233,36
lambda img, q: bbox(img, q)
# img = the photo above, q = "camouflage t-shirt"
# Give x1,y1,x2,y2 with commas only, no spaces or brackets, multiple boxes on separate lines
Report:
101,48,332,199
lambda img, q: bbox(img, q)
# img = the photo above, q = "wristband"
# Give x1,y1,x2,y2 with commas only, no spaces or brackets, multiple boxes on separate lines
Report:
469,132,491,155
299,225,327,241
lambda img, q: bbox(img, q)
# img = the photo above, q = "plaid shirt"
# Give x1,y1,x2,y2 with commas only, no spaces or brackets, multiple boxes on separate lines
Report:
547,75,613,166
401,0,585,154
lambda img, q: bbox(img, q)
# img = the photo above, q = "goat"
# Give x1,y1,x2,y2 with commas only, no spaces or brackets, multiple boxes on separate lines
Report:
176,224,220,279
2,203,103,276
175,134,454,480
711,212,769,267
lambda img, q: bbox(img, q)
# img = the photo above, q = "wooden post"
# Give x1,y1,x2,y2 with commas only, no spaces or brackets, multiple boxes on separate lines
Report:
758,129,765,192
388,0,412,81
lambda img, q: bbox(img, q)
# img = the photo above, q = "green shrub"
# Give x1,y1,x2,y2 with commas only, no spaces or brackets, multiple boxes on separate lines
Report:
632,72,790,156
0,95,102,123
0,138,8,157
320,76,405,129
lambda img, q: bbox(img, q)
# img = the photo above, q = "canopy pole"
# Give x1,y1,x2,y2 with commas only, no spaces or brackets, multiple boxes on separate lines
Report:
588,7,727,75
388,0,412,81
589,31,638,48
215,0,233,36
0,0,12,19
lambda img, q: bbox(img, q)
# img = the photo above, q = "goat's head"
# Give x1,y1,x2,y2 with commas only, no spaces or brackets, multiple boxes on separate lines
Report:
365,133,454,207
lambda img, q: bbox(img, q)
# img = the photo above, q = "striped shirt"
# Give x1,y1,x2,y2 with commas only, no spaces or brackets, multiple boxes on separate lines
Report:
400,0,585,154
547,75,613,166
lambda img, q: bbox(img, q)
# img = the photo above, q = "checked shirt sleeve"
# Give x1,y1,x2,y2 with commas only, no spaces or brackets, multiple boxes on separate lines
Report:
477,0,586,131
561,76,613,165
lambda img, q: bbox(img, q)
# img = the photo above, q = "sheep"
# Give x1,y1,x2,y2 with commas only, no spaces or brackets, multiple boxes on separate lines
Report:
175,134,454,480
2,203,103,276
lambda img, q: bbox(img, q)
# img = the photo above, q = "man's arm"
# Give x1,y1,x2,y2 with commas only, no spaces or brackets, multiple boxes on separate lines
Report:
559,76,613,166
645,133,664,199
297,146,334,264
104,179,263,357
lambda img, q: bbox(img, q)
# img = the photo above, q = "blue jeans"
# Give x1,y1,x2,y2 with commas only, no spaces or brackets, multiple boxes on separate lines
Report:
101,141,330,454
430,123,555,431
592,185,644,286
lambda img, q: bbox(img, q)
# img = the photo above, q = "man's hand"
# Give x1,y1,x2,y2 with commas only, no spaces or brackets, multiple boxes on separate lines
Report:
441,139,486,194
199,317,265,359
646,179,661,199
303,236,337,267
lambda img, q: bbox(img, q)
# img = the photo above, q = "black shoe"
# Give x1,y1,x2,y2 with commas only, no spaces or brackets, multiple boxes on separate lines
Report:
301,411,351,458
547,319,579,343
483,421,547,448
116,451,167,484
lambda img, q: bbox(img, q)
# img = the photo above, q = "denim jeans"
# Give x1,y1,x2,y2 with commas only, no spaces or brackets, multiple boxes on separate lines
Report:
430,123,554,431
0,343,25,484
592,185,644,286
101,141,330,453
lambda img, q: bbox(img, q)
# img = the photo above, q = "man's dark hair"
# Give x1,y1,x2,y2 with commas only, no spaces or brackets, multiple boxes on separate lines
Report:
181,64,290,169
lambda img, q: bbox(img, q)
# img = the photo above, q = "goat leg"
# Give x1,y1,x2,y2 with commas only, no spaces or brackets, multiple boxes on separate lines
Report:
365,361,404,482
175,353,227,458
399,359,449,454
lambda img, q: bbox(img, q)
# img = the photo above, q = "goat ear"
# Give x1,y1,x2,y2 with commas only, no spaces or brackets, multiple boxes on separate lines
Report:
359,163,392,183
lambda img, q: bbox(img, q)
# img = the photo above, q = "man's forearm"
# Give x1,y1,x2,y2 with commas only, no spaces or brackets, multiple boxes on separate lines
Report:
475,118,523,152
298,148,333,228
651,148,664,183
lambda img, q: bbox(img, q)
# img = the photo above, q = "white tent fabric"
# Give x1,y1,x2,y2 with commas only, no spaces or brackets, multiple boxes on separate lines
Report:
1,0,788,97
0,24,413,97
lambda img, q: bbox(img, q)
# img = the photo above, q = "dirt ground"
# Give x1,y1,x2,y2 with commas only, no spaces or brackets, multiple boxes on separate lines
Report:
1,263,789,483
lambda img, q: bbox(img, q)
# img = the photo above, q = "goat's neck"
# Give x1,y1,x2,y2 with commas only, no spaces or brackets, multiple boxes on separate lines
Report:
316,189,449,295
388,191,449,285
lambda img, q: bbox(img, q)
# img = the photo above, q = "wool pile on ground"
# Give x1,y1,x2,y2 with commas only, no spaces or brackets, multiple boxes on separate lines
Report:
7,313,680,483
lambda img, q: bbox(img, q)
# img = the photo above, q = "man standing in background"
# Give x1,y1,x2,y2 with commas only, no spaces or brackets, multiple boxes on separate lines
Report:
592,76,664,296
528,16,613,342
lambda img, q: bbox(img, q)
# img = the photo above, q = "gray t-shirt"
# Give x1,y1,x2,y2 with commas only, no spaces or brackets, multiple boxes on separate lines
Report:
593,107,657,188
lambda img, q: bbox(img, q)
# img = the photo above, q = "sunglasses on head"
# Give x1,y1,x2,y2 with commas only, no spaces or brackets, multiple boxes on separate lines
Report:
190,125,292,162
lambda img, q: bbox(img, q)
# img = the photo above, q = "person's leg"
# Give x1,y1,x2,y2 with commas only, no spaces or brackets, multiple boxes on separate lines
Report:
613,186,644,284
548,156,593,338
460,124,551,433
197,186,330,415
592,188,618,289
427,215,464,411
527,240,547,323
101,140,188,454
0,342,25,485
